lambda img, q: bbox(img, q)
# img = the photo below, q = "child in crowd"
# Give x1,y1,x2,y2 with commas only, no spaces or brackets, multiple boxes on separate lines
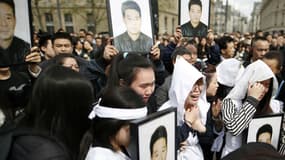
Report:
84,87,147,160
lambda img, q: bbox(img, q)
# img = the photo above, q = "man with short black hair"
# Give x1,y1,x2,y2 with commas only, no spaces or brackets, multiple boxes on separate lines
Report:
0,0,41,75
243,37,270,67
38,32,55,61
114,0,153,53
181,0,208,38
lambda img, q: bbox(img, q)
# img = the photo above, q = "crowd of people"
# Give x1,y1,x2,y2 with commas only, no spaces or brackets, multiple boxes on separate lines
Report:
1,0,285,160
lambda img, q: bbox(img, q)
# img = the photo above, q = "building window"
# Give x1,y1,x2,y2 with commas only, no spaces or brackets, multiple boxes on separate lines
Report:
64,13,74,33
164,16,168,33
45,13,54,33
87,13,95,32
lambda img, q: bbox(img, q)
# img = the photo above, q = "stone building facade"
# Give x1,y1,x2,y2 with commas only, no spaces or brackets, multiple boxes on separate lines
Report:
259,0,285,32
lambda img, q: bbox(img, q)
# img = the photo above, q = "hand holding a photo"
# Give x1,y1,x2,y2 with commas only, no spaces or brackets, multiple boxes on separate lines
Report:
174,26,183,45
103,44,119,61
179,141,188,151
150,43,160,60
25,46,41,74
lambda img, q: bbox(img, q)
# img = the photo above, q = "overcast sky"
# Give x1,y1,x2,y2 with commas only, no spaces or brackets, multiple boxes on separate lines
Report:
225,0,262,17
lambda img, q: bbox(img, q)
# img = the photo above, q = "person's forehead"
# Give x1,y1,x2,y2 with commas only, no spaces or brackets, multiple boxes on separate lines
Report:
190,4,202,10
226,41,234,47
54,38,72,44
124,9,140,16
0,3,14,14
134,68,155,81
254,40,269,47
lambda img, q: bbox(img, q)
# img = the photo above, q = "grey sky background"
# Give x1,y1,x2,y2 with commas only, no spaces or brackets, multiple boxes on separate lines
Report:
225,0,262,17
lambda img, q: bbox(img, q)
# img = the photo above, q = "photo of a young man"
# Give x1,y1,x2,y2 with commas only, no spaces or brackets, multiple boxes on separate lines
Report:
180,0,209,38
109,0,153,53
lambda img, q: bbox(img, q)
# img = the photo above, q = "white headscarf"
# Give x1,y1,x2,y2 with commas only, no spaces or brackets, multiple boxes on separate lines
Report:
160,56,209,125
217,58,244,87
226,60,278,109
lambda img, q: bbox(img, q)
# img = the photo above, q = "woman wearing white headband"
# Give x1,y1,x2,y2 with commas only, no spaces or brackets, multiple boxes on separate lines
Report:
83,87,147,160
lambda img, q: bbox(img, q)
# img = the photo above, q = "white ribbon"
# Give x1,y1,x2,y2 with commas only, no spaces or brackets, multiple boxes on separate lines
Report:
88,103,147,120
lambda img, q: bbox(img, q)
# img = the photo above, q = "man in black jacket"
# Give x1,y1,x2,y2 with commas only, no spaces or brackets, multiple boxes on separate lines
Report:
181,0,208,38
0,0,41,75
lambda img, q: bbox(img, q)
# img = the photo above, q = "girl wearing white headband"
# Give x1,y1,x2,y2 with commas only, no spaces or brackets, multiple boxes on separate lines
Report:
83,87,147,160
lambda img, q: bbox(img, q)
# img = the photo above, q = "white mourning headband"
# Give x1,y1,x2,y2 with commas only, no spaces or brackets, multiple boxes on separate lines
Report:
88,103,147,120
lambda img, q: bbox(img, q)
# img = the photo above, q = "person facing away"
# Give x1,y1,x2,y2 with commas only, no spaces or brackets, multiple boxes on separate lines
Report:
114,0,153,53
83,86,147,160
19,65,95,159
181,0,208,38
150,125,168,160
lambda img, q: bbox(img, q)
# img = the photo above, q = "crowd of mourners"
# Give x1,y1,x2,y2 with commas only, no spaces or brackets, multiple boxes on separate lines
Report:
1,1,285,160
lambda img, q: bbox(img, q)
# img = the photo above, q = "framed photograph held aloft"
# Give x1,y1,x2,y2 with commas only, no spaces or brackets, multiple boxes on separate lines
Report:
247,113,284,149
14,0,33,46
128,107,177,160
106,0,154,53
179,0,210,38
0,0,33,67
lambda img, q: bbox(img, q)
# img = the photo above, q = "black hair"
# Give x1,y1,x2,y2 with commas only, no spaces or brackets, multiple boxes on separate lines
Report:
107,53,154,87
79,28,87,34
150,125,168,156
263,51,284,71
0,0,15,16
91,87,145,149
38,32,52,52
218,36,234,50
121,0,141,17
256,124,273,141
72,37,82,46
24,65,94,159
188,0,202,11
255,78,273,115
171,46,192,61
52,32,73,45
202,64,216,88
216,83,233,100
251,36,268,47
53,53,78,66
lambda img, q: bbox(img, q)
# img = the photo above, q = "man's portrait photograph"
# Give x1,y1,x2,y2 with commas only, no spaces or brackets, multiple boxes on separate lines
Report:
179,0,210,38
107,0,154,53
0,0,32,67
247,114,283,149
137,109,175,160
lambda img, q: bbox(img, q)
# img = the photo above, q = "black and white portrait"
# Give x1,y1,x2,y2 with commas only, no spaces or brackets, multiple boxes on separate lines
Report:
179,0,210,38
107,0,154,53
247,113,283,149
129,108,176,160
